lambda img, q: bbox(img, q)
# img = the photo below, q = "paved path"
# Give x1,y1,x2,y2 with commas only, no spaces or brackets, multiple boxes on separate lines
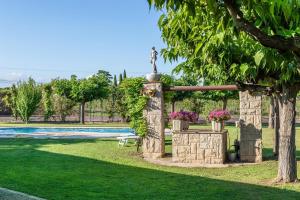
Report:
0,188,45,200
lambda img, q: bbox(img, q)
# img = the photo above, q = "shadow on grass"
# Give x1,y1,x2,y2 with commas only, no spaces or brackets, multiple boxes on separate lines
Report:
263,148,300,161
0,139,299,200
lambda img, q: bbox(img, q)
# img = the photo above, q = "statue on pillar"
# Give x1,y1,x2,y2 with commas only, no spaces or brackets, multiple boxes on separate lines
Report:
150,47,158,73
146,46,161,82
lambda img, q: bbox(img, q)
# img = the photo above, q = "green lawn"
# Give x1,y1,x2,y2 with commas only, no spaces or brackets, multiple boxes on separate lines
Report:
0,125,300,199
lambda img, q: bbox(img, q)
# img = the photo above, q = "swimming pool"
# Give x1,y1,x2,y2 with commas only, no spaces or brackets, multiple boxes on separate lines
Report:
0,127,134,138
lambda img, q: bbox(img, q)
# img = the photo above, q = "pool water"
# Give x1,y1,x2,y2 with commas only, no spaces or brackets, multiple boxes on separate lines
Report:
0,127,134,137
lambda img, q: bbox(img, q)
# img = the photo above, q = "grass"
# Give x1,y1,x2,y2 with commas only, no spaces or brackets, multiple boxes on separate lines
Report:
0,125,300,199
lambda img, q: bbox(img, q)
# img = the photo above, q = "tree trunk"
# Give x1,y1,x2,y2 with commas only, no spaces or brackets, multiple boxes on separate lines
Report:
89,103,92,123
61,114,66,122
273,95,280,157
222,98,228,110
171,101,175,112
269,96,275,129
276,85,298,183
80,102,85,124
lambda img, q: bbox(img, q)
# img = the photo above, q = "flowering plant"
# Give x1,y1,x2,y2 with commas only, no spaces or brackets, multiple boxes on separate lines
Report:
208,109,231,122
169,111,198,122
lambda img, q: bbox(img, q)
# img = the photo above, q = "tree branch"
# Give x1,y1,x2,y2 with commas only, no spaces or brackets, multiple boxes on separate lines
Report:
224,0,300,58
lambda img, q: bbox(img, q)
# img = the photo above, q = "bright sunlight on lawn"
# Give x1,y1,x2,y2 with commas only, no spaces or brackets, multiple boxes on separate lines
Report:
0,125,300,200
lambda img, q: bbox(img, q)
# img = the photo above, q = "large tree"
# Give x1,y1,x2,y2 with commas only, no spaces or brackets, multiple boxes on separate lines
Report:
149,0,300,182
69,70,111,124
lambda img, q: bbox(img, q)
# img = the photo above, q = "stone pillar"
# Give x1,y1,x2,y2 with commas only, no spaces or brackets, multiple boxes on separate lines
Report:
142,82,165,159
239,91,262,163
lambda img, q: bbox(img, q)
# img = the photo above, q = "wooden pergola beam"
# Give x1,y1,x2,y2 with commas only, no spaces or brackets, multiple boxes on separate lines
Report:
164,85,238,91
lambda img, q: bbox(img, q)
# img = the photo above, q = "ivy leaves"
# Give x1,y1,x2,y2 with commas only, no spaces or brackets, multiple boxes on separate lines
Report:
119,78,149,137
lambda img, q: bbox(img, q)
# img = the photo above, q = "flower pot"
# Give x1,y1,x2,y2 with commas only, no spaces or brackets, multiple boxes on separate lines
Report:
172,120,189,131
183,120,189,130
211,121,224,132
228,152,237,162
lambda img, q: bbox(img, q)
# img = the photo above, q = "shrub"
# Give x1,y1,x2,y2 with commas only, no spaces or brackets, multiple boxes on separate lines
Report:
15,78,42,123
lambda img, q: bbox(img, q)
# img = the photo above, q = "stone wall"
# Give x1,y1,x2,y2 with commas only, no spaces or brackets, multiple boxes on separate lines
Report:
172,130,227,164
239,91,262,163
142,82,165,159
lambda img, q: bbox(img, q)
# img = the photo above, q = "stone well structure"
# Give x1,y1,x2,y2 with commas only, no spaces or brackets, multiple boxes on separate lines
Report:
142,81,263,165
172,130,227,164
142,82,165,159
239,91,262,163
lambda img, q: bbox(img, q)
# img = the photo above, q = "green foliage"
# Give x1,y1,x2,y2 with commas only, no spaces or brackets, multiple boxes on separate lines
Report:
15,78,42,123
114,88,127,122
2,85,18,119
42,84,55,121
123,69,127,79
52,94,76,122
53,70,111,123
149,0,300,86
113,75,117,87
51,78,77,121
119,73,123,84
160,74,197,104
160,74,237,113
69,71,111,104
52,78,73,97
119,77,149,137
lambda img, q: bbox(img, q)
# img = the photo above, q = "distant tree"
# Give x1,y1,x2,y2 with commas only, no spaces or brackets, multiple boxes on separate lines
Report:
41,83,55,121
69,71,111,124
15,78,42,123
106,75,119,122
161,74,197,112
51,78,76,122
52,78,73,98
123,70,127,79
199,79,238,110
105,99,115,122
0,88,9,114
113,75,118,87
119,73,123,84
2,85,18,120
115,88,127,122
52,94,76,122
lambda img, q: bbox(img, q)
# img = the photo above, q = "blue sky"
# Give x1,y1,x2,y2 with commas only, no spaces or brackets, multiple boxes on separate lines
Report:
0,0,178,87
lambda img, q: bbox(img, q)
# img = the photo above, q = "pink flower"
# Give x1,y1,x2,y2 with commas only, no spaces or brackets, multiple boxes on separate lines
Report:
208,109,231,122
169,111,199,122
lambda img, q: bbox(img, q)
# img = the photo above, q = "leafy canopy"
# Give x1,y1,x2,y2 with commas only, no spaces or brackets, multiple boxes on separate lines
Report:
70,70,112,103
149,0,300,86
53,70,112,104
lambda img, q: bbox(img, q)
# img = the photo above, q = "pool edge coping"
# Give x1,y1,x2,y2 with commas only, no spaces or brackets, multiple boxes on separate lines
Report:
0,126,130,129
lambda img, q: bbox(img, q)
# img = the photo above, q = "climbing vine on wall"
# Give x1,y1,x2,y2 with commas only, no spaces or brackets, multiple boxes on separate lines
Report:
119,77,149,137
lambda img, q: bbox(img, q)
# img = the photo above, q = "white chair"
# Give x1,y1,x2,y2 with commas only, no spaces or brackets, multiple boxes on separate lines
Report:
117,135,140,147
